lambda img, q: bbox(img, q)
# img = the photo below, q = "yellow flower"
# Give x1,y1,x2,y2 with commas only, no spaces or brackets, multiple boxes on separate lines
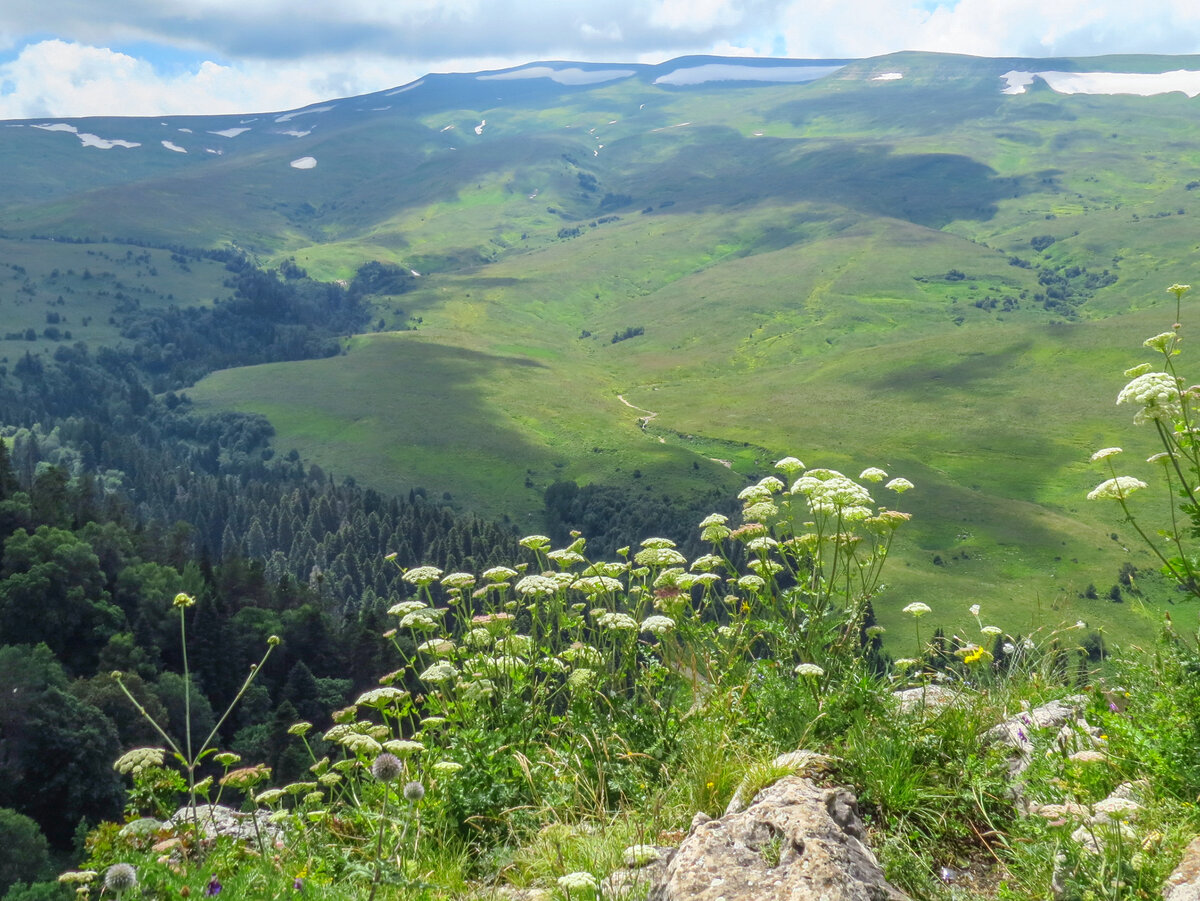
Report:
958,645,992,665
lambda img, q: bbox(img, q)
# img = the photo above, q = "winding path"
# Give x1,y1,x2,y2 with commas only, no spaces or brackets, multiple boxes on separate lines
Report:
616,394,732,466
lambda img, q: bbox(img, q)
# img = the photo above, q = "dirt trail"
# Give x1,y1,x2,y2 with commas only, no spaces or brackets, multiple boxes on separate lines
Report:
617,394,665,442
618,394,731,465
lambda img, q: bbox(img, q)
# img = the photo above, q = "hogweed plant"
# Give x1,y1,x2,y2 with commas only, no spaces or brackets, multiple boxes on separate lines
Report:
352,456,915,830
112,592,279,832
72,432,1200,899
1088,283,1200,602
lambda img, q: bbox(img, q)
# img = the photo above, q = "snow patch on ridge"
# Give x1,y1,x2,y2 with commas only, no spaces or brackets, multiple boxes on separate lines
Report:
33,123,139,149
161,140,187,153
478,66,634,85
386,80,424,96
275,105,334,123
1002,69,1200,97
290,156,317,169
78,134,139,149
654,64,843,85
1001,71,1037,94
208,127,250,138
872,72,903,81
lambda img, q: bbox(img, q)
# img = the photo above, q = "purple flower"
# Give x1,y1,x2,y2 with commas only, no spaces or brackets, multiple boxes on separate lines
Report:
206,876,222,896
1017,728,1028,743
294,878,304,892
1109,702,1119,712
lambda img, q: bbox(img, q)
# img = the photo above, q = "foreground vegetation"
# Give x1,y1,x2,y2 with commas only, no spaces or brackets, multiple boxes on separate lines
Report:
15,466,1199,901
5,285,1200,900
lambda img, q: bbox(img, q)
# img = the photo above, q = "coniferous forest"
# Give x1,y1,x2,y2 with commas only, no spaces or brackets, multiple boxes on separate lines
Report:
0,249,539,854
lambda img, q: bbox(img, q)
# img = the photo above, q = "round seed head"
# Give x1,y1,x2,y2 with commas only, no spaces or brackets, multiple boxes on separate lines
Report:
104,864,137,895
370,752,402,782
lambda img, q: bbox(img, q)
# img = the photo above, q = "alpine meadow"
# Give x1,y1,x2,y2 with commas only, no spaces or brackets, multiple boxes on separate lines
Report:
3,50,1200,900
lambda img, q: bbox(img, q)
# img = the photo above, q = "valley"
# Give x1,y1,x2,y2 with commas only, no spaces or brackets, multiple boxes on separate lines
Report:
3,51,1200,644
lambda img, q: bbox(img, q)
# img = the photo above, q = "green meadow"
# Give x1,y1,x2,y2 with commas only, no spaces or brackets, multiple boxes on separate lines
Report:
5,52,1200,645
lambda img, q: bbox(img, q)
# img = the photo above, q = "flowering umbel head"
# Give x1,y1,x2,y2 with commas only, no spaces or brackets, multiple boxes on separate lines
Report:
1117,371,1181,424
173,592,195,608
1086,476,1148,501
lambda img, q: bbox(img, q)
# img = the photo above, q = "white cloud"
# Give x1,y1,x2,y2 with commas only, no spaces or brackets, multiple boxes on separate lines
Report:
649,0,741,33
779,0,1200,58
579,21,624,42
0,39,428,118
3,2,1200,118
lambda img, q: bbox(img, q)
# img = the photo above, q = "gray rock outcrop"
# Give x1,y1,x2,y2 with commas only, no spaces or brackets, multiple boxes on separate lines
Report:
167,803,280,846
1165,837,1200,901
649,776,909,901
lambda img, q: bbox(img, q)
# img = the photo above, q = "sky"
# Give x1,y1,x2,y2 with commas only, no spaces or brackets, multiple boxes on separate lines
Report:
2,0,1200,120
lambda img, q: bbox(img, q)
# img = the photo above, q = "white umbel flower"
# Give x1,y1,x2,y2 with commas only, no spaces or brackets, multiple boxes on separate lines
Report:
1086,477,1148,501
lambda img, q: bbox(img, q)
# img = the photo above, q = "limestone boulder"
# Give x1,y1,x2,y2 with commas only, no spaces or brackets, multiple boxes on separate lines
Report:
1165,837,1200,901
649,776,909,901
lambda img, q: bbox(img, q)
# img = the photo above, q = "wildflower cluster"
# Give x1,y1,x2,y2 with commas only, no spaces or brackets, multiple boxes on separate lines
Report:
1088,283,1200,599
315,455,916,835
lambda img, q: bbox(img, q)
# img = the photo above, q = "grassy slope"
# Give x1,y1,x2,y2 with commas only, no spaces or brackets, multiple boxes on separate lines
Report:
7,52,1200,644
0,239,229,359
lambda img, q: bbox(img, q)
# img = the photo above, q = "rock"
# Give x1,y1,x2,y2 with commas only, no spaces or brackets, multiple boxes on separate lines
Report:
985,696,1089,757
489,888,552,901
603,851,672,900
649,776,909,901
891,684,961,714
689,811,711,832
985,696,1091,807
166,804,280,846
1165,837,1200,901
725,750,835,816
